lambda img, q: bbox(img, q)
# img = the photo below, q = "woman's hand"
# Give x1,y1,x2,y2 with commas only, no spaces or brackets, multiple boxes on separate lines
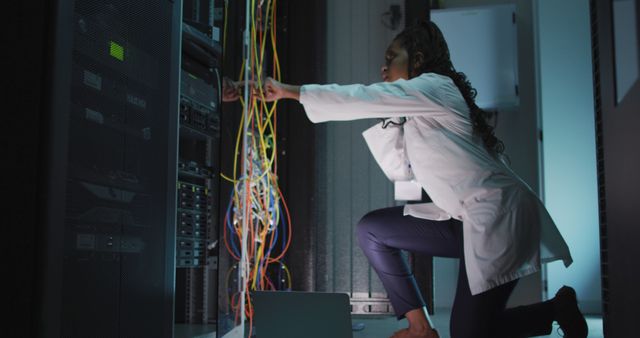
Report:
256,77,300,102
222,76,241,102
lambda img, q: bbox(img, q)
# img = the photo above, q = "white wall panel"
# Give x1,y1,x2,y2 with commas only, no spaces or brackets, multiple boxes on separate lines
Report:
317,0,402,312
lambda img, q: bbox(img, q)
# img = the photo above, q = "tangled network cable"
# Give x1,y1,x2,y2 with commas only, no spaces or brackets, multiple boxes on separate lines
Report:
220,0,292,334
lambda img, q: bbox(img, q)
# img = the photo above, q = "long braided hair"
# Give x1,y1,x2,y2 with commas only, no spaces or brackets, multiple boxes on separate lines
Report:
394,20,505,156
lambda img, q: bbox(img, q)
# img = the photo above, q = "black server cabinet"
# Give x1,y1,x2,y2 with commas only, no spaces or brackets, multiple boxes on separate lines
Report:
15,0,182,337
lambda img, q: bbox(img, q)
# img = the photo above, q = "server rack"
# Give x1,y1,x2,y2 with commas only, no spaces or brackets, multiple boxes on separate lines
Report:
174,0,225,329
30,0,182,337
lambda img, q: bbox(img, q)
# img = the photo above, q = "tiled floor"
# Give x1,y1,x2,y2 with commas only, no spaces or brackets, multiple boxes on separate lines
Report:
352,309,603,338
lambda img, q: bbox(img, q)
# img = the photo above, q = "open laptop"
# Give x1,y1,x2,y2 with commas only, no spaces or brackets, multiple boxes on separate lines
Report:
252,291,353,338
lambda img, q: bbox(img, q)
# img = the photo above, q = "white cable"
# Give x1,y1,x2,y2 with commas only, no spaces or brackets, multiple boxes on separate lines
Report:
238,0,252,335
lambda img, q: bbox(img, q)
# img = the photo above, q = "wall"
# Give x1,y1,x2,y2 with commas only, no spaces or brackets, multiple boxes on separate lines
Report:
536,0,602,314
315,0,403,305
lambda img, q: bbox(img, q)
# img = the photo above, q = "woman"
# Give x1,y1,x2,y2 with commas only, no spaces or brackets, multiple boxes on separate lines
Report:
227,21,588,338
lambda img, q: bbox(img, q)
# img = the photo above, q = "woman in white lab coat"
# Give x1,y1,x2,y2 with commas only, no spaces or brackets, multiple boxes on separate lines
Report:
234,20,588,338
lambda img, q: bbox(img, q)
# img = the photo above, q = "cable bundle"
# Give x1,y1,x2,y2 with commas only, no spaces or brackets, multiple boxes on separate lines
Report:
220,0,291,334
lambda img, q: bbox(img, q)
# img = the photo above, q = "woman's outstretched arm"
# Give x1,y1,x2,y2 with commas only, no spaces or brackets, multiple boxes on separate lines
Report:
257,75,462,124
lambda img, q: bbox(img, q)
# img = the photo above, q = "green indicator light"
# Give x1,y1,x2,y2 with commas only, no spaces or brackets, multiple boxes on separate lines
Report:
109,41,124,61
188,73,198,80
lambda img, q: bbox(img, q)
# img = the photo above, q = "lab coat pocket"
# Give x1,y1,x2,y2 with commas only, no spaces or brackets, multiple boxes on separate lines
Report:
362,121,413,181
463,189,506,231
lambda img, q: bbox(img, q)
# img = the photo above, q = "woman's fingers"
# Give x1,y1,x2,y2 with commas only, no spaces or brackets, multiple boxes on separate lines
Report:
263,79,278,101
221,77,240,102
254,77,281,102
222,76,282,102
251,84,268,100
221,78,258,102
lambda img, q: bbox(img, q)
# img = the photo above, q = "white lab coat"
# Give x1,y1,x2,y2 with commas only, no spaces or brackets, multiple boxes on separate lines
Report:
299,73,573,295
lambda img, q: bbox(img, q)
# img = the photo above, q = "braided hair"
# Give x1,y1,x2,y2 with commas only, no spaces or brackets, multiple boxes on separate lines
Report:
394,20,505,156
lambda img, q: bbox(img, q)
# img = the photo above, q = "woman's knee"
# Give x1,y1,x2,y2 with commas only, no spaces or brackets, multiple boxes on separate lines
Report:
355,211,375,243
355,208,388,247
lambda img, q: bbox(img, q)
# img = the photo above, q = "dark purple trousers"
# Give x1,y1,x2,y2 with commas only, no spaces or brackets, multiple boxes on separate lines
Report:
356,206,555,338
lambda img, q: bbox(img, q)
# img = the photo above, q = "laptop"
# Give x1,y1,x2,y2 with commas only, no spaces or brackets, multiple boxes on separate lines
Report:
252,291,354,338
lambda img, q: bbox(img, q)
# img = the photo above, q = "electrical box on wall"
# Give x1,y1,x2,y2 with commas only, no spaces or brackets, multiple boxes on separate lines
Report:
431,5,518,109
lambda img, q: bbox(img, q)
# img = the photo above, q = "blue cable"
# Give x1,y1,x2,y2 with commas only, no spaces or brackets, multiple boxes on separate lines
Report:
225,189,240,257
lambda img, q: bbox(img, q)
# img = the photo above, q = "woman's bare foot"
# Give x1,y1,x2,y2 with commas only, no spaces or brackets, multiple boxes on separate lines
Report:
390,327,439,338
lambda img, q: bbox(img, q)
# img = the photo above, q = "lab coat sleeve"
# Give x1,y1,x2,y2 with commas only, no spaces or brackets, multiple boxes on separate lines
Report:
299,73,457,123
